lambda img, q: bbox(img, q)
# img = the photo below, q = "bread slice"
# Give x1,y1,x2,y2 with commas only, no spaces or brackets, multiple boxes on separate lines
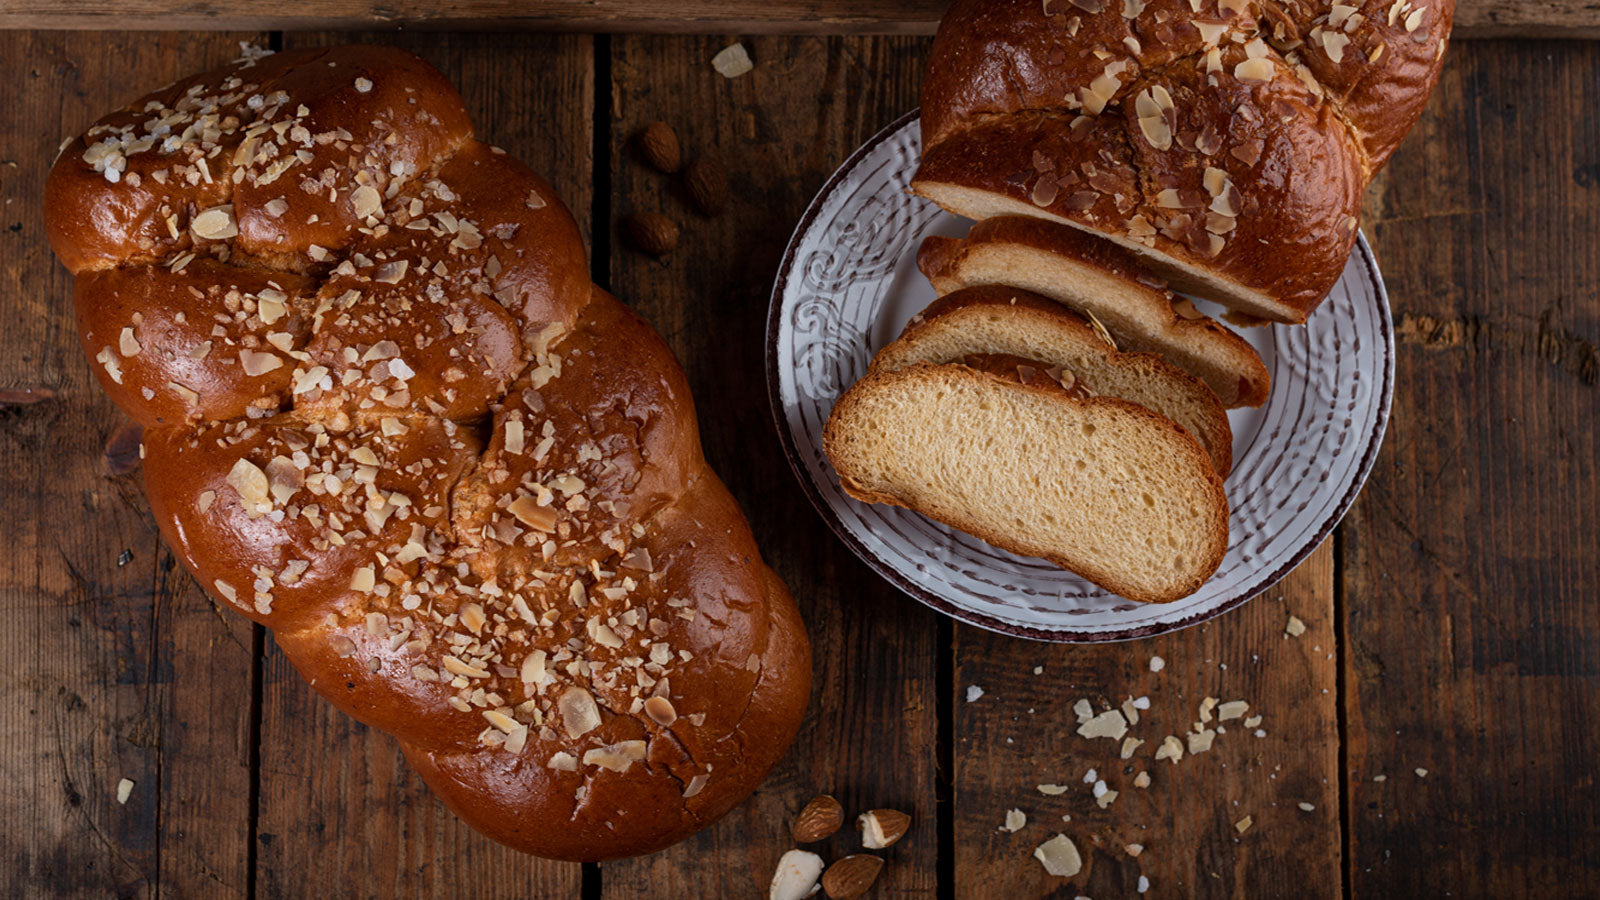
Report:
917,217,1270,408
873,286,1233,477
824,363,1230,604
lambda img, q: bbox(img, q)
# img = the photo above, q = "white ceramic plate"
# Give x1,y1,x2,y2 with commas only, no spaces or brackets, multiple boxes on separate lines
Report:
766,110,1393,642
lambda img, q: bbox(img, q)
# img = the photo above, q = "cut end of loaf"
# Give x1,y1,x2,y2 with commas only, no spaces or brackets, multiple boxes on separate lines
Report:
824,364,1229,604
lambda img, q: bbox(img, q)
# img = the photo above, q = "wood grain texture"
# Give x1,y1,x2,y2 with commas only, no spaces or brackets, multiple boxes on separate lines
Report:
0,30,265,900
0,0,1596,37
952,544,1339,898
1345,39,1600,898
242,31,593,899
600,34,941,898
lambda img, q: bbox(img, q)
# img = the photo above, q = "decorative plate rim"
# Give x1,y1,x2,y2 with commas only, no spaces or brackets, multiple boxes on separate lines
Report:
764,108,1394,643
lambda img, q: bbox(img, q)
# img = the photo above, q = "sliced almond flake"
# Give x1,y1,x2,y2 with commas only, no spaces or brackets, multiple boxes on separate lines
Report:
1155,735,1184,763
1218,700,1250,720
1096,789,1119,808
520,649,547,684
1077,709,1129,740
213,579,238,602
1037,783,1070,795
1321,30,1351,64
1001,808,1027,832
559,686,601,738
1235,815,1253,833
644,695,677,726
1195,21,1227,44
349,566,375,592
683,773,709,798
1234,57,1275,83
1033,834,1083,877
1187,729,1217,754
1286,614,1307,636
1134,771,1152,788
1073,698,1094,722
191,205,238,240
503,418,525,455
116,778,134,804
118,327,142,357
351,184,382,219
1405,7,1426,31
710,43,754,78
483,708,519,734
240,349,282,376
1299,802,1316,811
1244,714,1263,728
583,740,646,772
374,260,409,284
1121,736,1146,759
547,751,578,772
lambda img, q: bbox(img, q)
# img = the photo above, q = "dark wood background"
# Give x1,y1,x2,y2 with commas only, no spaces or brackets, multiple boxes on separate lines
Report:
0,24,1595,900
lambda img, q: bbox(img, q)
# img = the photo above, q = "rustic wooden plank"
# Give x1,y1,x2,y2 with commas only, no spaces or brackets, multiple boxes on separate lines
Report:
951,544,1340,897
249,32,590,898
0,0,1593,37
1345,41,1600,897
600,34,940,897
0,30,265,900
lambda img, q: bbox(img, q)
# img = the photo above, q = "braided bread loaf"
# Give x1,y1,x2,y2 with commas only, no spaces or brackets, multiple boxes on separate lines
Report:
912,0,1455,323
46,45,810,861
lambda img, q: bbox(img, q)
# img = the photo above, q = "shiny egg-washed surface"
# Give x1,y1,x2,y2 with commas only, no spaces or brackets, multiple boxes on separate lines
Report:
914,0,1456,321
46,45,810,861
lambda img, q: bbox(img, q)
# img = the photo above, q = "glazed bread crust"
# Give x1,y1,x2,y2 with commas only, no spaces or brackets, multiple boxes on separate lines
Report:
913,0,1455,322
48,45,809,861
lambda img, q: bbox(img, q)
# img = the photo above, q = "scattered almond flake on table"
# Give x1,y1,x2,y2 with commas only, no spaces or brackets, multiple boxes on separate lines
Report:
1125,842,1144,857
1373,774,1388,782
1096,788,1119,809
1149,655,1165,672
1073,698,1094,722
1154,735,1184,764
1298,802,1316,811
1001,808,1027,833
1243,714,1262,728
1187,729,1217,754
1033,834,1083,877
1198,696,1218,723
1285,615,1307,637
1037,783,1070,796
1120,737,1145,759
1138,874,1151,893
712,43,755,78
1415,768,1429,777
1133,771,1151,788
1120,696,1140,725
1217,700,1250,721
116,778,134,804
1235,815,1253,833
966,685,985,702
1082,768,1098,784
1033,666,1044,675
1077,709,1129,740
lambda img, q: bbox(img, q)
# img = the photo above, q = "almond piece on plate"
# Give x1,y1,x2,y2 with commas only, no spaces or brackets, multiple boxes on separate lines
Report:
821,854,884,899
769,849,824,900
793,794,845,843
858,808,911,849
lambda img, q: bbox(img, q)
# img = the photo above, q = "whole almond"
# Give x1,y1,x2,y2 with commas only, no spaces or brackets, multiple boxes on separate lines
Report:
792,794,844,843
637,122,681,173
858,808,910,849
622,212,679,257
683,157,728,217
821,854,884,900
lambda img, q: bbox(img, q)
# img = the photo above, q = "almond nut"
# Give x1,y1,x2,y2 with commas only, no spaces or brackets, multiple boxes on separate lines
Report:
637,122,681,173
683,157,728,217
858,808,910,849
622,212,679,256
821,854,884,899
792,794,844,843
768,849,824,900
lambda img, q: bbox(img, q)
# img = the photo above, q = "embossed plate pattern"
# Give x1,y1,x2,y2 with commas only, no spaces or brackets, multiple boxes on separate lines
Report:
766,110,1393,642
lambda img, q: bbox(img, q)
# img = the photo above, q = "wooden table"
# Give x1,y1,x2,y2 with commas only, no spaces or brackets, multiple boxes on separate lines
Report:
1,8,1595,898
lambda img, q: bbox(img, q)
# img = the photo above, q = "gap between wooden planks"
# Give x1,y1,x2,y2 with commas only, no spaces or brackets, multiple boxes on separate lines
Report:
0,0,1598,37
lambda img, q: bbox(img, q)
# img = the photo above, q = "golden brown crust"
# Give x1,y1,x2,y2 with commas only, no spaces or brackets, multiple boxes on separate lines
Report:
51,45,808,861
914,0,1453,320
